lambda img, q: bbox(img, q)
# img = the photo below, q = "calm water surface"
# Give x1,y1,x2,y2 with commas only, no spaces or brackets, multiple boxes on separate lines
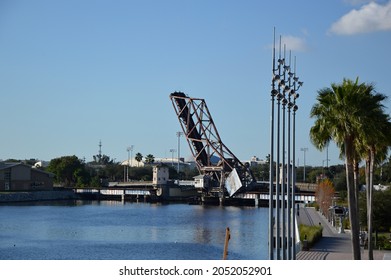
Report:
0,200,268,260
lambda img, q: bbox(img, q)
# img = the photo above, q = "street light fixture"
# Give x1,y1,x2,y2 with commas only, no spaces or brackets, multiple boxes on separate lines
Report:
176,131,183,174
300,148,308,182
269,28,303,260
126,145,134,182
130,145,134,167
169,149,176,166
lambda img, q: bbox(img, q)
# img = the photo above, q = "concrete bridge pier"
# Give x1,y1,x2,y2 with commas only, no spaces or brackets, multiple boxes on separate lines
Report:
121,190,126,202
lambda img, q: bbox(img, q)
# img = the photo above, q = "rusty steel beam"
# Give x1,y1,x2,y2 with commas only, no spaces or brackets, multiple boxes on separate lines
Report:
169,91,255,196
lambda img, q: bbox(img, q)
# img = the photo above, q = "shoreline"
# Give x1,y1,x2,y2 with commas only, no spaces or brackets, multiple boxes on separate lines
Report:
0,189,266,207
0,190,77,203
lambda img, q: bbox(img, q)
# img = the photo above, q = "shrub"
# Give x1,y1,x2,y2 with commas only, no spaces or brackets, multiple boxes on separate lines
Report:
299,224,323,248
376,235,391,250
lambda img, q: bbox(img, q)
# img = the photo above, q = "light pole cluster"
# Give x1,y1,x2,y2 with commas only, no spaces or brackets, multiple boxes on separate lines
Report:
268,29,303,260
125,145,134,182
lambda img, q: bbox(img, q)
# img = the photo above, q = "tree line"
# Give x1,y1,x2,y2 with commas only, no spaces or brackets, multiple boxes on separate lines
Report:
40,154,199,188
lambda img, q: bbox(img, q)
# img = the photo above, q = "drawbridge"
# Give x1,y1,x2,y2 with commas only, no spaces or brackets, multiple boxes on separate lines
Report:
169,91,256,197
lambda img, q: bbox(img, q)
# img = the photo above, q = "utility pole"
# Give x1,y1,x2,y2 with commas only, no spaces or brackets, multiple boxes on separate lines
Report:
169,149,176,166
300,148,308,182
176,131,183,174
126,145,134,182
99,140,102,160
326,142,329,168
126,147,131,182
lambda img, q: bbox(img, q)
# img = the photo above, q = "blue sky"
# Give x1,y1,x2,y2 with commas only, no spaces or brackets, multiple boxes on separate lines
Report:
1,0,390,167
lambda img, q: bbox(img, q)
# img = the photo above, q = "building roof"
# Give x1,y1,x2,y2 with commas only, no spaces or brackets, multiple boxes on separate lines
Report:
0,162,20,170
0,161,54,177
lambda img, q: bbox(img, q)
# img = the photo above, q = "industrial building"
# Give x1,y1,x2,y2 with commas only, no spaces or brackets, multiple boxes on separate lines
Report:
0,162,54,191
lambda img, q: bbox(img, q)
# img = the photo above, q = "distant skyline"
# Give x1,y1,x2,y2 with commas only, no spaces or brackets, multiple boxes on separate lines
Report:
1,0,390,167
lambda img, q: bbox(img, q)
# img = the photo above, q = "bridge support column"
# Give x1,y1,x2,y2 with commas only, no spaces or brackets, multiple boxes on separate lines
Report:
121,190,126,202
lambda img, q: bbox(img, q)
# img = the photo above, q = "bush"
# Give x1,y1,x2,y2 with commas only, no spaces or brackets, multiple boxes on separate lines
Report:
376,234,391,250
307,202,319,211
299,224,323,248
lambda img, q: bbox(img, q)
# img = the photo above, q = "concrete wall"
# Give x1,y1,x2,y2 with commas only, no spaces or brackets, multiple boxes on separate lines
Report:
0,190,76,202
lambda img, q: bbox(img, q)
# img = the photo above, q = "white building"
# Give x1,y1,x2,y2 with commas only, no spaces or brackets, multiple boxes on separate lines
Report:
243,156,267,167
153,165,169,185
121,157,191,170
194,174,210,190
120,158,144,167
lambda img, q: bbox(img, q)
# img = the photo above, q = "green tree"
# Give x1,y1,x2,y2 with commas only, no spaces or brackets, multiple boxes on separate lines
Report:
129,166,152,181
360,188,391,233
47,155,89,187
145,154,155,164
250,163,269,181
379,156,391,184
372,188,391,232
182,165,199,180
135,152,143,167
92,154,113,165
310,78,379,259
104,162,123,181
356,85,391,259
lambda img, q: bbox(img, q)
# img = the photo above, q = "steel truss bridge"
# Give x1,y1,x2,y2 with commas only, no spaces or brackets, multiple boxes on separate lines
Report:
170,91,256,198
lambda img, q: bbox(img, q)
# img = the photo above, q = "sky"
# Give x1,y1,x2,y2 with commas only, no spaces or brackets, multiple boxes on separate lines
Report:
1,0,391,167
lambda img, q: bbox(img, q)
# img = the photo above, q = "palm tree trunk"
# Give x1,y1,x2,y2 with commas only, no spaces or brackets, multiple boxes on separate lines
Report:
353,159,359,200
368,148,375,260
353,158,360,232
345,139,361,259
365,156,372,259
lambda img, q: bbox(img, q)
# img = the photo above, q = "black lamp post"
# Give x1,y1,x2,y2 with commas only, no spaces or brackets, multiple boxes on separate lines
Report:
269,29,303,260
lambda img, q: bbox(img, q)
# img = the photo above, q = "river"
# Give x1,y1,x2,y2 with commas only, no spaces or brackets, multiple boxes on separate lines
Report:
0,200,269,260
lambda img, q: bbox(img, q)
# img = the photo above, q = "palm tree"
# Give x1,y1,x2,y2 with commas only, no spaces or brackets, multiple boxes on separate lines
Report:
310,78,379,259
145,154,155,164
360,103,391,259
365,145,389,259
135,152,143,167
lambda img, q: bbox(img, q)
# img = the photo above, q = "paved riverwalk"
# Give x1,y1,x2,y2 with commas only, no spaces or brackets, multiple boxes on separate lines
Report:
296,206,389,260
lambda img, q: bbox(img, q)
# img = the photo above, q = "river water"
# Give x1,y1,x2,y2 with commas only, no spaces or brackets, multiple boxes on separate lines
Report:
0,200,269,260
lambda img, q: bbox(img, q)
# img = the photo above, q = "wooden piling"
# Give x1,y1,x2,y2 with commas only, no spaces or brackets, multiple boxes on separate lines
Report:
223,227,230,260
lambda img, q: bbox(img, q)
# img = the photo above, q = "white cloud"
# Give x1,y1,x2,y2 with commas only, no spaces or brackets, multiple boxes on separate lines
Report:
329,1,391,35
280,35,308,52
343,0,372,5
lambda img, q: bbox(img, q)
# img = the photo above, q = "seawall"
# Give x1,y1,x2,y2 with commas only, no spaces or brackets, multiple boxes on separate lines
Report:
0,190,77,203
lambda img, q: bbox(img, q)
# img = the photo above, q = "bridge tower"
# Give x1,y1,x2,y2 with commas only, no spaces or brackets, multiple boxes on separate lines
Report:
169,91,255,197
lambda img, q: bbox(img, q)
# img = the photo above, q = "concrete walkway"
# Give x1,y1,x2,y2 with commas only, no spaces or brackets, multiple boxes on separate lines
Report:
296,206,389,260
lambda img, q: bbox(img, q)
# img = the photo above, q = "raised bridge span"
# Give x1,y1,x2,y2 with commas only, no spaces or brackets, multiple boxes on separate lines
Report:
169,91,256,198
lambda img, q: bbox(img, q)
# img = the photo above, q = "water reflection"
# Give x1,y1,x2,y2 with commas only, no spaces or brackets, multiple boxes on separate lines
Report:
0,201,268,260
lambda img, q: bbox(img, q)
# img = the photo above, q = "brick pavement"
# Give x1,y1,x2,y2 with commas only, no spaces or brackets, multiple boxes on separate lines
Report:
296,206,388,260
